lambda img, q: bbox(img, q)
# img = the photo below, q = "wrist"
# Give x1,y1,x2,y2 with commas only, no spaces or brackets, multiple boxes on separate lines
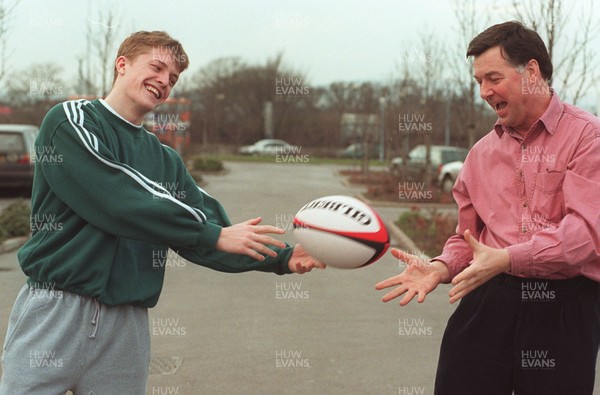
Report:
430,259,452,283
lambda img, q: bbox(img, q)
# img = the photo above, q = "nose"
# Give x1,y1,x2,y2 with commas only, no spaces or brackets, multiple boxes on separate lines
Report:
155,70,169,87
479,80,493,100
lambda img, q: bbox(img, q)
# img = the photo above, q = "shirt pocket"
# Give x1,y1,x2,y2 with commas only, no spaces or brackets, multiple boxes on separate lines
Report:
531,171,566,223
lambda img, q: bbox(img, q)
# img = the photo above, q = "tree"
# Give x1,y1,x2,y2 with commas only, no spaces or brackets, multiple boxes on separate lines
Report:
75,2,121,97
512,0,599,105
188,53,317,148
0,0,19,90
4,63,65,124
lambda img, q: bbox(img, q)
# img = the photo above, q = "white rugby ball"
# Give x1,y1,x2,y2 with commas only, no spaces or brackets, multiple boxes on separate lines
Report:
292,195,389,269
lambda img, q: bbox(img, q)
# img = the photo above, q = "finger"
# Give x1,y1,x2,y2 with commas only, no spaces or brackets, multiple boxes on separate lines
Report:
253,225,286,235
449,284,476,304
463,229,479,251
251,242,279,258
393,249,427,268
253,234,286,249
381,285,409,302
391,248,418,263
375,274,404,290
243,217,263,226
416,289,428,303
399,289,419,306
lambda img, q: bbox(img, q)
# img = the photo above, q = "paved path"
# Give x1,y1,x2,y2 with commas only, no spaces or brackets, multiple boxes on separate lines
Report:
0,161,598,394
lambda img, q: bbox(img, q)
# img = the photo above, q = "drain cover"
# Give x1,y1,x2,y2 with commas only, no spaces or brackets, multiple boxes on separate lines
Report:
149,356,183,375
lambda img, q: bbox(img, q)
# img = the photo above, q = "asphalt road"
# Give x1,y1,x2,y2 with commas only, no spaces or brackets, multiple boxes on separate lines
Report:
0,161,598,394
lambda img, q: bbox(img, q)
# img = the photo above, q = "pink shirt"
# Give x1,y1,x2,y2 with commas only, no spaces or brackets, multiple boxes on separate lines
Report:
435,93,600,281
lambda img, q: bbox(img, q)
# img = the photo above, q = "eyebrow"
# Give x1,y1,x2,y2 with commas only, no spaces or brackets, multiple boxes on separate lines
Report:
152,59,179,81
473,71,503,80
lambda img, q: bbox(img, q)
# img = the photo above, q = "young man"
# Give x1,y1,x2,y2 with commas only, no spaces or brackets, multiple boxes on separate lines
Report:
0,31,323,394
376,21,600,394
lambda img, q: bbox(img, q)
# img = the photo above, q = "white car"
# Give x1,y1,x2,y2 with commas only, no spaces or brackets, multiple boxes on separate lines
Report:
238,139,298,156
438,161,463,192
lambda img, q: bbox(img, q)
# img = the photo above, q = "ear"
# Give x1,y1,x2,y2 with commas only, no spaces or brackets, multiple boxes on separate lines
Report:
114,56,128,78
524,59,543,80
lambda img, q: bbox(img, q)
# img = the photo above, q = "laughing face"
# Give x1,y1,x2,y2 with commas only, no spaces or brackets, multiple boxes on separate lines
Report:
473,46,543,135
115,48,180,120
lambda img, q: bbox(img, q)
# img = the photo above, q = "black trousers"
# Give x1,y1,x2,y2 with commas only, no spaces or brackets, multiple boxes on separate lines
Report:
434,274,600,395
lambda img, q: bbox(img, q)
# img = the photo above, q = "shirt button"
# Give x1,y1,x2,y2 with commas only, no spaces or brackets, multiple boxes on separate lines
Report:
522,226,528,233
522,144,527,150
523,202,528,208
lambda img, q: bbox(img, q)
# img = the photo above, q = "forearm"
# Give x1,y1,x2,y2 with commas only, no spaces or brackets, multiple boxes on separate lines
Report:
174,244,293,275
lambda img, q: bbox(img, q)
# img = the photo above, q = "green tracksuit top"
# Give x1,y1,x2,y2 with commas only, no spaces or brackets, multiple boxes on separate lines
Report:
17,99,292,307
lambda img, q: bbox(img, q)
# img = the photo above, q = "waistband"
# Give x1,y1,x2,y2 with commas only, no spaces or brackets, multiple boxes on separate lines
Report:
492,273,598,291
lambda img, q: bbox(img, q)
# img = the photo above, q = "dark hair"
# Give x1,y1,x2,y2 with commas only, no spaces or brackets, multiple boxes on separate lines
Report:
466,21,553,81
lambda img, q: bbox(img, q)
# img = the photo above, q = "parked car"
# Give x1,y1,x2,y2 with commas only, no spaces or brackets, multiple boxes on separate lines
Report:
0,124,39,191
238,139,299,156
438,160,463,192
389,144,469,182
340,143,379,159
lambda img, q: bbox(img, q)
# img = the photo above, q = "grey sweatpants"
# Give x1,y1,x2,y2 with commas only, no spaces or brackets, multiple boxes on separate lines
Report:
0,284,150,395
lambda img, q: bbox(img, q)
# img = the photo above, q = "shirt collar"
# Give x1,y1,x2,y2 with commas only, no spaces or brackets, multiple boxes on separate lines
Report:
493,90,564,138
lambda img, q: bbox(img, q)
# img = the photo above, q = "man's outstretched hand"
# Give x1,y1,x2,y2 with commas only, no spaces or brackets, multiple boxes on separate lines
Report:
448,229,510,304
375,249,450,306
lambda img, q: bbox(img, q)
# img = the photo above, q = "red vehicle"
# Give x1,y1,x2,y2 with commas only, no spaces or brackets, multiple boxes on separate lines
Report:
143,97,191,155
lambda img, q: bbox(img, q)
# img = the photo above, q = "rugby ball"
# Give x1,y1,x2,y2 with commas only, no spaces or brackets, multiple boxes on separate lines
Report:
292,195,389,269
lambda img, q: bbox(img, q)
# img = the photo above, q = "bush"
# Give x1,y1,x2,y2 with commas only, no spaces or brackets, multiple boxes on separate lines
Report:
191,156,224,172
0,199,31,242
396,207,457,257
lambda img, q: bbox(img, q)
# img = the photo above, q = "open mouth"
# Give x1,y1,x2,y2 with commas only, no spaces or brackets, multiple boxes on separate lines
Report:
145,84,161,100
494,102,507,112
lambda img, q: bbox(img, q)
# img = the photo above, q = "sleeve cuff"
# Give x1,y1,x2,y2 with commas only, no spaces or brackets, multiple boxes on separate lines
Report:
196,221,222,249
506,242,534,276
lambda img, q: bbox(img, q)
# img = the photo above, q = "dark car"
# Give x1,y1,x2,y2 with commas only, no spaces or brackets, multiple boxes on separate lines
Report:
0,124,39,191
340,143,380,159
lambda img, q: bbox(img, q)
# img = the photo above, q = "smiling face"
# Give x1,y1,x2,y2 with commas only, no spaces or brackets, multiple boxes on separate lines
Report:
473,45,548,135
115,49,180,117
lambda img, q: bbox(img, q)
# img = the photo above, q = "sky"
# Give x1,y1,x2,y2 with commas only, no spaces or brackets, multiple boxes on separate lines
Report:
4,0,600,110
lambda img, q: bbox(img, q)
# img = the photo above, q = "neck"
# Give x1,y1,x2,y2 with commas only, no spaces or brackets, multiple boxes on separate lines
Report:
104,90,146,125
515,91,553,137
